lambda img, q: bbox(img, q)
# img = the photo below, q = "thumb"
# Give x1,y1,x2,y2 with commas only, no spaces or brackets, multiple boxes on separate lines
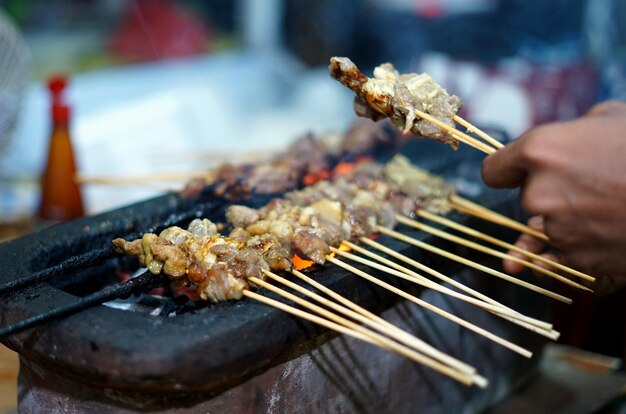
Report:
481,139,528,188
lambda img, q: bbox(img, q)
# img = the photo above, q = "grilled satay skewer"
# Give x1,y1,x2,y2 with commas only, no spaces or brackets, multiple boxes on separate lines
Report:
329,57,496,154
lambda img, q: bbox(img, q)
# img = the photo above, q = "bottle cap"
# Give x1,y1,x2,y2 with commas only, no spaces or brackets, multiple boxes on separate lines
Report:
47,74,68,107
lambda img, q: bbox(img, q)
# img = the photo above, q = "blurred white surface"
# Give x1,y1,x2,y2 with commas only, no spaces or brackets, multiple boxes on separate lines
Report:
0,50,356,217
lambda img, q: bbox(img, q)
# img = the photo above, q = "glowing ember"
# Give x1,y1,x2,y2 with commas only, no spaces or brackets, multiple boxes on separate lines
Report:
332,162,356,177
292,253,316,271
337,242,352,252
302,171,331,186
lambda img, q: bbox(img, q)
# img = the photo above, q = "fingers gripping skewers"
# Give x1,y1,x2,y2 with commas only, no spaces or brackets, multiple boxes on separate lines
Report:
329,57,500,154
385,155,592,285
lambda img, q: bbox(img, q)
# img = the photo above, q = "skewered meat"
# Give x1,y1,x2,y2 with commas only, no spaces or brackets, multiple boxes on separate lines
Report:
186,123,401,201
113,155,456,302
329,57,462,148
384,155,455,215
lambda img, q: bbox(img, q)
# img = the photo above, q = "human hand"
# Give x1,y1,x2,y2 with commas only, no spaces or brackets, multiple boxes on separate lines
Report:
481,101,626,293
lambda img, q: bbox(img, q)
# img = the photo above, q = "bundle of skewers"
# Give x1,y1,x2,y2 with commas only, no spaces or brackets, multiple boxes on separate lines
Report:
1,58,596,389
111,149,593,388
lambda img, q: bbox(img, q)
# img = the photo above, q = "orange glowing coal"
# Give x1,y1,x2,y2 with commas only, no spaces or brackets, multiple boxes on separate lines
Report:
332,162,355,177
291,243,353,271
302,171,330,186
292,253,316,271
301,157,376,187
336,242,352,253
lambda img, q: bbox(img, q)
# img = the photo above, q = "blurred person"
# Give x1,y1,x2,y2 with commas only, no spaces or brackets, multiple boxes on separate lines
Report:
481,100,626,294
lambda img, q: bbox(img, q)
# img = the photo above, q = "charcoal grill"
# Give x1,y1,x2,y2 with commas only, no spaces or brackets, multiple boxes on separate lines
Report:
0,139,552,412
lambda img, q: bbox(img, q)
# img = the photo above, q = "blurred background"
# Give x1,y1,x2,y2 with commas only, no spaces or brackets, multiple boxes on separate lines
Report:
0,0,625,410
0,0,625,224
1,0,625,224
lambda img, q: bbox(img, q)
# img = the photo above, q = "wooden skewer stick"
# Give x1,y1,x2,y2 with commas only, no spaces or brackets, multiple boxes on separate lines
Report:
416,209,596,283
449,195,549,242
376,225,572,304
341,241,554,330
263,270,482,380
357,238,518,313
353,238,559,340
331,245,555,335
396,215,592,292
411,108,497,155
326,255,533,358
76,171,216,186
289,269,484,382
246,279,477,386
453,115,505,150
449,132,495,155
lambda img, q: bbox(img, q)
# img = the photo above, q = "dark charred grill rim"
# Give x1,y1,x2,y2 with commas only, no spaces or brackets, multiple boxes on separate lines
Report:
0,136,522,395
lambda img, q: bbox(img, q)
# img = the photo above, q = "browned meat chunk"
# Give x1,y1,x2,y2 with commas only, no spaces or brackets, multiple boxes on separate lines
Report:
226,205,260,229
293,230,330,265
198,262,248,302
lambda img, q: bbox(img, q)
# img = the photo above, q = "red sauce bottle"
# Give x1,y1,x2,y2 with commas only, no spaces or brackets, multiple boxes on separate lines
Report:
38,75,84,221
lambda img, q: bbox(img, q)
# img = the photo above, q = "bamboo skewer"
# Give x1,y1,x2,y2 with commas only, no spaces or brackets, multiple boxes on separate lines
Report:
453,115,505,150
245,279,478,386
449,195,549,242
357,238,519,313
331,245,552,332
263,270,482,381
341,240,555,332
352,239,559,340
376,225,572,304
411,108,497,155
331,241,536,329
289,269,481,378
326,255,533,358
416,209,595,283
76,171,215,186
396,215,592,292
